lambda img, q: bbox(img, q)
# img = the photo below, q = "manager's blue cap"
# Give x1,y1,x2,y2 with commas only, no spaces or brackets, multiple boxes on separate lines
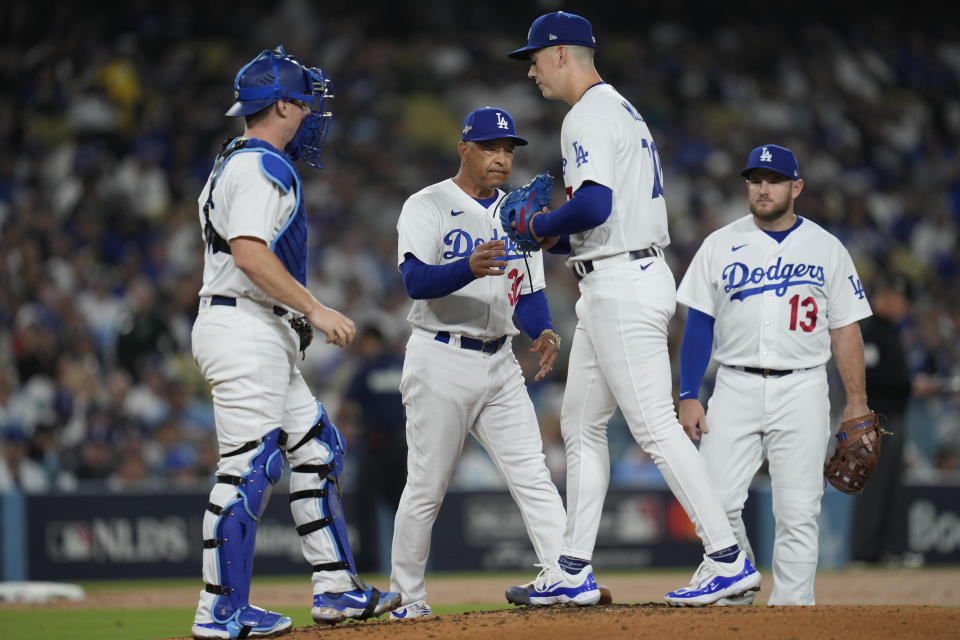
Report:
461,107,528,146
508,11,596,60
740,144,800,180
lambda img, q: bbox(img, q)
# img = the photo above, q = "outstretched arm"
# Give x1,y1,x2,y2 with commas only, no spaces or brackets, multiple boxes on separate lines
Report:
400,240,508,300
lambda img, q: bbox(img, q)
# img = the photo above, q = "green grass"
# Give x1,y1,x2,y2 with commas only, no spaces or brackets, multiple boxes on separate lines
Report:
0,604,505,640
0,574,506,640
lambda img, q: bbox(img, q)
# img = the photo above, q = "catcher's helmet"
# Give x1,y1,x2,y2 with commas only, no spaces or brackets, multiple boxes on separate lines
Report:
226,46,334,168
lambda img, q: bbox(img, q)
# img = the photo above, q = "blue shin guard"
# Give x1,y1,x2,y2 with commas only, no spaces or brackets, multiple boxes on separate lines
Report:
288,408,357,575
204,428,285,618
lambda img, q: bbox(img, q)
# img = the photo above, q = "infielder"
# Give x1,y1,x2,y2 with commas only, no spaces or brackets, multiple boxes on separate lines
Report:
676,144,873,605
390,107,566,619
503,11,760,607
191,47,399,639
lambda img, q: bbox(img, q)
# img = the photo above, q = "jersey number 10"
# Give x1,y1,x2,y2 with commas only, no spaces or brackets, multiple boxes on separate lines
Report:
788,294,818,332
640,139,665,199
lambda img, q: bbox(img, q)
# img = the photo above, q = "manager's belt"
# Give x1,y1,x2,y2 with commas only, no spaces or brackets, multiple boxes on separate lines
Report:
729,365,807,378
211,295,287,317
572,246,662,280
435,331,507,355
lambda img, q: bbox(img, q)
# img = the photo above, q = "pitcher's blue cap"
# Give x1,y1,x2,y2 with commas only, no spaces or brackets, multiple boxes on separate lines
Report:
740,144,800,180
461,107,528,146
508,11,596,60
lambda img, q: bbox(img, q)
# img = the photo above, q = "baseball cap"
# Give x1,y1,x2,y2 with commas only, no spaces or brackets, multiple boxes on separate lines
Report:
461,107,528,146
508,11,597,60
740,144,800,180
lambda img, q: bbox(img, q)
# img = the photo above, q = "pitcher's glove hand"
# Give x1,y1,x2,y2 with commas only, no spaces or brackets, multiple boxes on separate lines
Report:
824,411,890,494
499,172,553,252
289,315,314,357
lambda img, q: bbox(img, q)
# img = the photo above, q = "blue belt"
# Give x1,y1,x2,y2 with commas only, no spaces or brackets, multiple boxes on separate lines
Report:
435,331,507,354
211,295,287,317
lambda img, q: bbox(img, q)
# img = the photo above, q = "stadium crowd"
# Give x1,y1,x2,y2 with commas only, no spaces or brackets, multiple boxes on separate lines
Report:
1,1,959,493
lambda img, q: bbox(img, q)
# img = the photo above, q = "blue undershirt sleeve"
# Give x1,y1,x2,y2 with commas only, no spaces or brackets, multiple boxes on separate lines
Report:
547,236,572,254
530,182,612,238
679,308,716,401
400,254,475,299
513,289,553,339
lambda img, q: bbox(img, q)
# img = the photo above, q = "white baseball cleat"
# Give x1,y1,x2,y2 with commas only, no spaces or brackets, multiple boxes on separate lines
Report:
665,551,762,607
505,562,601,606
389,599,433,620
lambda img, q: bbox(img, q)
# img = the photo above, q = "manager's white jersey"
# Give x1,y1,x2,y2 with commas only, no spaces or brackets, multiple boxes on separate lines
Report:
677,215,872,370
561,83,670,263
397,178,546,340
196,152,296,306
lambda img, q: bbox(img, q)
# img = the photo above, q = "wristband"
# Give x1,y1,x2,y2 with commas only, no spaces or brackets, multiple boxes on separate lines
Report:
539,328,561,352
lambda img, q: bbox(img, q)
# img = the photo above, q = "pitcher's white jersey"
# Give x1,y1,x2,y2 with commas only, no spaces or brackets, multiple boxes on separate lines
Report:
396,178,546,339
561,83,670,262
677,215,872,369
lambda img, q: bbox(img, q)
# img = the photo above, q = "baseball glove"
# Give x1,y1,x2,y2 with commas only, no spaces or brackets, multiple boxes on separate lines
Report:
824,411,890,494
499,172,553,252
289,315,313,358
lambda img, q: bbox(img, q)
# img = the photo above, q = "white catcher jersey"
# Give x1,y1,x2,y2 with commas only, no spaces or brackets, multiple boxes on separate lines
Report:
196,151,296,306
677,215,872,369
561,83,670,262
397,179,546,339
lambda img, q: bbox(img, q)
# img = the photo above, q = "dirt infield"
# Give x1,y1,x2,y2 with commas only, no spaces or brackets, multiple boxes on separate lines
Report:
8,567,960,639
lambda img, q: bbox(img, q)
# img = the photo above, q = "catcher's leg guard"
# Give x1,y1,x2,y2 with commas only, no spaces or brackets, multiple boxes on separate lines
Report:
288,408,357,578
197,428,286,624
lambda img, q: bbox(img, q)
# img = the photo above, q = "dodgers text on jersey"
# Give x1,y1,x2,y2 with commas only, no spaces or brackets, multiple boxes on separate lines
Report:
442,226,528,261
722,256,826,301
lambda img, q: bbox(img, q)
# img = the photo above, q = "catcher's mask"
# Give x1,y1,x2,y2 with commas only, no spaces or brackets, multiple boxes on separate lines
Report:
226,46,334,169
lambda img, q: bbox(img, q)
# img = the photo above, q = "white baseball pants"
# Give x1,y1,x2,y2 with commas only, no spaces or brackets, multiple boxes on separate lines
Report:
390,331,566,604
701,365,830,605
560,257,737,561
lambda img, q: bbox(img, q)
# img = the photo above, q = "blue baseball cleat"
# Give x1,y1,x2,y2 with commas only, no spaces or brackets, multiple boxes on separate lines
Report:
506,562,601,606
192,605,292,639
665,551,762,606
312,586,402,624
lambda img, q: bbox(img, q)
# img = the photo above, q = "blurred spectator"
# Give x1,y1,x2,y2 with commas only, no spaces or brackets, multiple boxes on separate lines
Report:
0,426,49,493
339,325,406,573
0,1,958,494
851,272,934,565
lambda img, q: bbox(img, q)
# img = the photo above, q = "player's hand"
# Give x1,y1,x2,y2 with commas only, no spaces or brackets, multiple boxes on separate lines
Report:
469,239,508,277
527,210,560,251
678,398,708,440
306,303,356,348
840,401,870,423
530,331,560,381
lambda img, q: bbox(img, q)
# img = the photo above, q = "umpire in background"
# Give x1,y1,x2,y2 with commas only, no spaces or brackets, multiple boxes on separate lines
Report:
850,271,925,565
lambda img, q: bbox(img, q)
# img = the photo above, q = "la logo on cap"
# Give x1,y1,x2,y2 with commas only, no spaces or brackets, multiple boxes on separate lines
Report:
496,112,509,129
759,147,773,162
